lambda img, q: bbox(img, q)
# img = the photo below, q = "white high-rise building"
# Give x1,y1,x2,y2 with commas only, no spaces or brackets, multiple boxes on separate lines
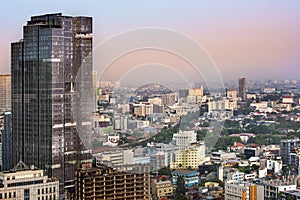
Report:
172,130,197,150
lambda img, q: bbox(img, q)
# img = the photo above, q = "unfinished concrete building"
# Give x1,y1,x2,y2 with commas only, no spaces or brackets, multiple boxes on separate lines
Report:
75,164,151,199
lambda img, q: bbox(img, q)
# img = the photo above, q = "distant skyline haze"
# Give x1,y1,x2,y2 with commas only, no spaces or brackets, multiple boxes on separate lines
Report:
1,0,300,81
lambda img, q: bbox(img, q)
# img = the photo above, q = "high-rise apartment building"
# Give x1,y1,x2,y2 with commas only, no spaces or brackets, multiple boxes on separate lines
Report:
280,138,300,166
11,13,93,198
238,77,246,101
172,130,197,150
0,75,11,113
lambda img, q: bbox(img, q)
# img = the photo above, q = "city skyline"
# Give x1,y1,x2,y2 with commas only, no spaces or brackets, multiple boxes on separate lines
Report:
0,1,300,82
1,4,300,200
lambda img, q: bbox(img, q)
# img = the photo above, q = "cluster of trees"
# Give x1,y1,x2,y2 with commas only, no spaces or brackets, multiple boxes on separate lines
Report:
175,176,187,200
213,136,241,151
247,134,282,145
150,127,178,144
233,164,259,174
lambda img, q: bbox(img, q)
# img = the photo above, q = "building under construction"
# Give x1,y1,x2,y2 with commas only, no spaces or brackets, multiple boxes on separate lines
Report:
75,164,151,200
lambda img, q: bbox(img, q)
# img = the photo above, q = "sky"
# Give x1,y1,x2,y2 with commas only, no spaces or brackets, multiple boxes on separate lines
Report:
0,0,300,82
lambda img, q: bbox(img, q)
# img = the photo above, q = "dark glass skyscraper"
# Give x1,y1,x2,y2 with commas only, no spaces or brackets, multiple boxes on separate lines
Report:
238,77,246,102
11,13,93,198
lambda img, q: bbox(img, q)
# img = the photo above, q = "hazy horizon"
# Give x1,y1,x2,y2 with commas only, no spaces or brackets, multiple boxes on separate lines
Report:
1,1,300,82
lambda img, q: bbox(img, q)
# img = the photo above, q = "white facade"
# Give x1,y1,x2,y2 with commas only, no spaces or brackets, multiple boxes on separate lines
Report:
208,98,237,112
282,96,294,104
94,149,124,167
211,151,236,163
172,130,197,150
103,133,120,147
250,102,269,110
258,167,267,178
266,159,282,173
227,172,245,182
0,165,59,200
244,173,256,181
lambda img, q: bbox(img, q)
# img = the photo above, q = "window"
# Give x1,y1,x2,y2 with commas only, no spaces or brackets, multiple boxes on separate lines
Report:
38,189,40,195
24,189,30,200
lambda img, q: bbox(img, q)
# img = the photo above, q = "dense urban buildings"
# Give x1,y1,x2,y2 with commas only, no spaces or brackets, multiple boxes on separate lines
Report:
0,6,299,200
11,13,93,197
0,75,11,113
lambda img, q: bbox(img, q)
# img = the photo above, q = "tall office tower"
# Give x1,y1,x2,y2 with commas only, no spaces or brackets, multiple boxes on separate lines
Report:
238,77,246,101
11,13,93,198
0,75,11,113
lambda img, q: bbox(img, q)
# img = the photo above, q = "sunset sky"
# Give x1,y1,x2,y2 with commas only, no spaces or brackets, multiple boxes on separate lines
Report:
0,0,300,82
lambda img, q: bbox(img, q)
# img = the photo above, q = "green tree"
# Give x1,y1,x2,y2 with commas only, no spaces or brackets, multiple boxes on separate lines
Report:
158,166,171,176
213,136,242,151
197,130,207,141
175,176,187,200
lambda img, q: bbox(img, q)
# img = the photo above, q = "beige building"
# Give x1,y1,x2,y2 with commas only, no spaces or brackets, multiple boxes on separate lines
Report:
208,98,237,112
151,179,173,200
189,87,203,97
188,87,203,103
0,161,59,200
148,97,162,106
170,143,206,169
0,74,11,113
161,93,177,106
133,103,153,117
226,89,237,98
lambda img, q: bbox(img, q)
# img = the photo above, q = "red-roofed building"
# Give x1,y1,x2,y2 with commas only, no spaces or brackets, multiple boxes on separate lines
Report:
231,142,245,151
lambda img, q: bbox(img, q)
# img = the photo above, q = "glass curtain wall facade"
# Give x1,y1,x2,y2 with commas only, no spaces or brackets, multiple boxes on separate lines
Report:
11,13,93,198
